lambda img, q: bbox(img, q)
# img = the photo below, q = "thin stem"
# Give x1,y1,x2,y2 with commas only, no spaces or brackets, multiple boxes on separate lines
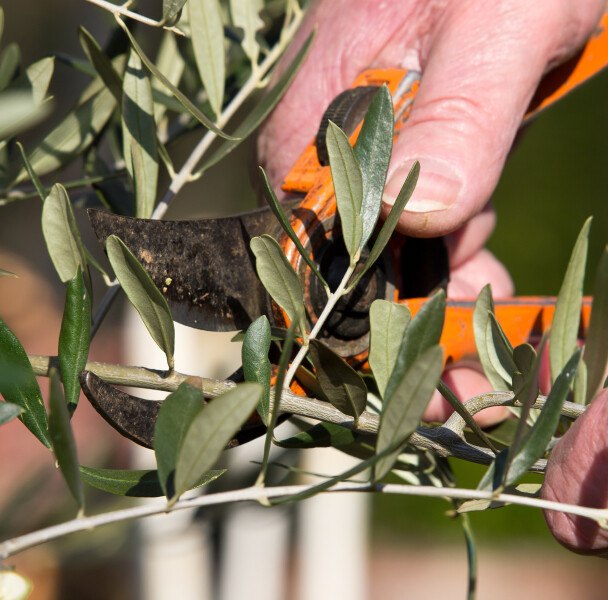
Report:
84,0,185,35
284,264,356,386
2,480,607,559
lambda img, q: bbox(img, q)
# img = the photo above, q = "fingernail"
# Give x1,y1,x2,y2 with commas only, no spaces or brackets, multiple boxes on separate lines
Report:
384,158,462,213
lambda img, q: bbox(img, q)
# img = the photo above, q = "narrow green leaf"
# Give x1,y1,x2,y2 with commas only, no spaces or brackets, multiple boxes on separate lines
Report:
259,167,328,289
116,17,236,140
22,56,54,105
250,234,305,332
473,285,510,390
189,0,225,118
384,290,445,402
41,184,88,283
326,120,363,261
584,245,608,402
230,0,264,66
59,268,91,413
153,32,185,123
355,85,393,248
0,267,17,278
79,27,123,102
0,570,32,600
0,43,19,91
460,512,478,600
375,345,443,480
0,402,23,425
242,316,272,425
275,422,358,449
173,383,262,503
154,383,206,498
487,313,517,386
308,339,367,420
550,218,591,381
122,48,158,218
0,318,50,447
48,368,84,511
106,235,175,369
573,358,587,405
80,465,225,497
197,32,314,174
162,0,188,25
16,142,45,202
369,299,411,399
0,91,50,141
348,162,419,290
505,350,581,486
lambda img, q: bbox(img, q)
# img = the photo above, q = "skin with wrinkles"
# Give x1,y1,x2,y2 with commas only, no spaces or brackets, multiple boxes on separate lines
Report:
257,0,607,553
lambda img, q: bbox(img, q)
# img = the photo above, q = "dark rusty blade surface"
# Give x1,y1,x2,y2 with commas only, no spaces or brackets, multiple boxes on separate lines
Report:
80,371,272,449
88,201,300,331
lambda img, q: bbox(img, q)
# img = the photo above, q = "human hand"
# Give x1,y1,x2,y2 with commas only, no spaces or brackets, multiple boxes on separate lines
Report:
257,0,605,423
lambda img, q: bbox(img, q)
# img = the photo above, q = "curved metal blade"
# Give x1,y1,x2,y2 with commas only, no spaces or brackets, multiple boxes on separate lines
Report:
88,201,299,331
80,371,271,449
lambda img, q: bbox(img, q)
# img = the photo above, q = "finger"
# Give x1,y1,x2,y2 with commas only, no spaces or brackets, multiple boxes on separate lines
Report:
382,0,605,237
447,248,514,298
542,389,608,555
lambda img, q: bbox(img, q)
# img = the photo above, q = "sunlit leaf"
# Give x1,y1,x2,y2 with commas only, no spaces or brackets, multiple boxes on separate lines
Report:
162,0,189,25
505,350,581,487
348,162,419,290
80,465,225,497
384,290,445,402
0,42,19,91
573,358,587,405
41,184,87,283
369,299,410,399
0,318,50,447
154,383,206,498
22,56,54,105
153,32,185,123
197,32,313,174
259,167,328,289
308,339,367,420
0,570,32,600
242,316,272,425
16,142,45,201
230,0,264,66
106,235,175,369
375,346,443,480
584,245,608,403
116,17,236,140
0,91,50,141
550,218,591,381
326,121,363,261
122,48,158,218
79,27,123,102
355,85,393,249
188,0,225,118
486,313,517,387
48,368,84,511
250,234,305,333
173,383,262,503
0,402,23,425
59,268,91,413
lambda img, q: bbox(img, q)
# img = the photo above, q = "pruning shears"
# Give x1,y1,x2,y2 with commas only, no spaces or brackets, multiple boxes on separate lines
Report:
81,13,608,447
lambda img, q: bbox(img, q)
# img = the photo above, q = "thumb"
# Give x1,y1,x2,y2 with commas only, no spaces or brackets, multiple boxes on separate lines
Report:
382,2,601,237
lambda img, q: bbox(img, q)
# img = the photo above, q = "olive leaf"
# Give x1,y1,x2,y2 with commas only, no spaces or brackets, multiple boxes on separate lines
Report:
376,346,444,480
78,27,122,102
308,339,367,420
41,184,88,283
0,318,50,447
275,422,358,449
250,234,306,334
369,299,411,399
0,267,17,278
550,217,591,382
105,235,175,370
162,0,189,25
48,368,84,512
0,42,19,91
188,0,225,118
122,48,159,218
154,383,206,499
172,383,262,504
59,267,91,413
230,0,264,67
16,142,45,201
20,56,54,105
384,290,445,402
259,166,328,290
347,161,419,290
326,120,363,262
585,245,608,402
242,316,272,425
355,85,393,249
152,32,185,123
0,402,23,425
487,313,518,387
0,91,50,141
80,465,225,497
